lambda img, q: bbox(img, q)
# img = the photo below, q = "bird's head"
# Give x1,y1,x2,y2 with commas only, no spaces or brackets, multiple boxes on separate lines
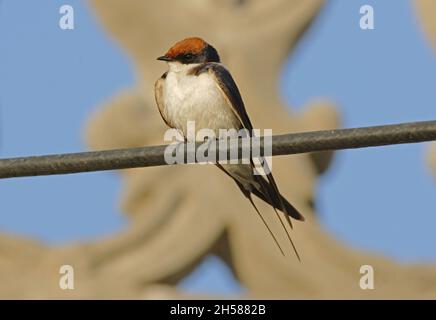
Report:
157,37,220,65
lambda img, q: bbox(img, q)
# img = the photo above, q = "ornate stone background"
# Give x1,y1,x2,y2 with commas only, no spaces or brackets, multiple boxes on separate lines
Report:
415,0,436,177
0,0,435,299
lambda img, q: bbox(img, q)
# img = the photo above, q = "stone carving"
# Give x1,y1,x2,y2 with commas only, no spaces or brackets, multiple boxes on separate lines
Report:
414,0,436,177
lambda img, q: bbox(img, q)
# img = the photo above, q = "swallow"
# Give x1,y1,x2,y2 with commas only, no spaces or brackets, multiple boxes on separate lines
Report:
155,37,304,259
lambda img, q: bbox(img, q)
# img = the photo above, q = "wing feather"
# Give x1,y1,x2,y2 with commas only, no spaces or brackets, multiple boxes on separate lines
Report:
154,71,173,128
191,63,253,132
201,64,304,222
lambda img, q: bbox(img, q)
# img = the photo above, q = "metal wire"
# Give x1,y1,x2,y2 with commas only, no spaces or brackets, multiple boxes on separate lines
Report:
0,120,435,179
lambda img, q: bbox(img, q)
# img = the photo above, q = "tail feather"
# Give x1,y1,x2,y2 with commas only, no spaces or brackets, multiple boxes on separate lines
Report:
252,174,301,261
215,163,304,260
246,195,285,256
252,174,304,221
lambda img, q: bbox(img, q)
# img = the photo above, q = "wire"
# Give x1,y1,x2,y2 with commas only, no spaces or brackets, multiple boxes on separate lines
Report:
0,120,435,179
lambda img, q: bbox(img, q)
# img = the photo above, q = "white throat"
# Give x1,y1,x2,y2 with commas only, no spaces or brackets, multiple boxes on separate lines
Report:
168,61,200,74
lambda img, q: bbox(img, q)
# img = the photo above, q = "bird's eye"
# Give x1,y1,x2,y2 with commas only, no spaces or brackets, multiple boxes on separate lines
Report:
184,53,194,60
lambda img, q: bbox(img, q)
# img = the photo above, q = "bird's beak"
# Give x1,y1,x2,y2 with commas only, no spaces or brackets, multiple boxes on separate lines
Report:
157,55,173,62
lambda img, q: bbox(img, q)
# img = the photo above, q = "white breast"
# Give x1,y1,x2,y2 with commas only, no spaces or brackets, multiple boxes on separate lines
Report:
162,63,241,140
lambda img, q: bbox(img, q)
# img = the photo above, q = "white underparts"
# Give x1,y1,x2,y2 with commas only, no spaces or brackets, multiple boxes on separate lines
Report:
163,62,241,139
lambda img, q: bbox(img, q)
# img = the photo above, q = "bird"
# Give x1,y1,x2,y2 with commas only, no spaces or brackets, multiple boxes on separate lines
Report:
154,37,304,259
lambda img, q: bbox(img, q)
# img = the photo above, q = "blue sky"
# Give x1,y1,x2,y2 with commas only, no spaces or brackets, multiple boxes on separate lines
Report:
281,0,436,263
0,0,435,295
0,0,131,242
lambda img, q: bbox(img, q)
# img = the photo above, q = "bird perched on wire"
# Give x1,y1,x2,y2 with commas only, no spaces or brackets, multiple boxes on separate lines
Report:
155,37,304,259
